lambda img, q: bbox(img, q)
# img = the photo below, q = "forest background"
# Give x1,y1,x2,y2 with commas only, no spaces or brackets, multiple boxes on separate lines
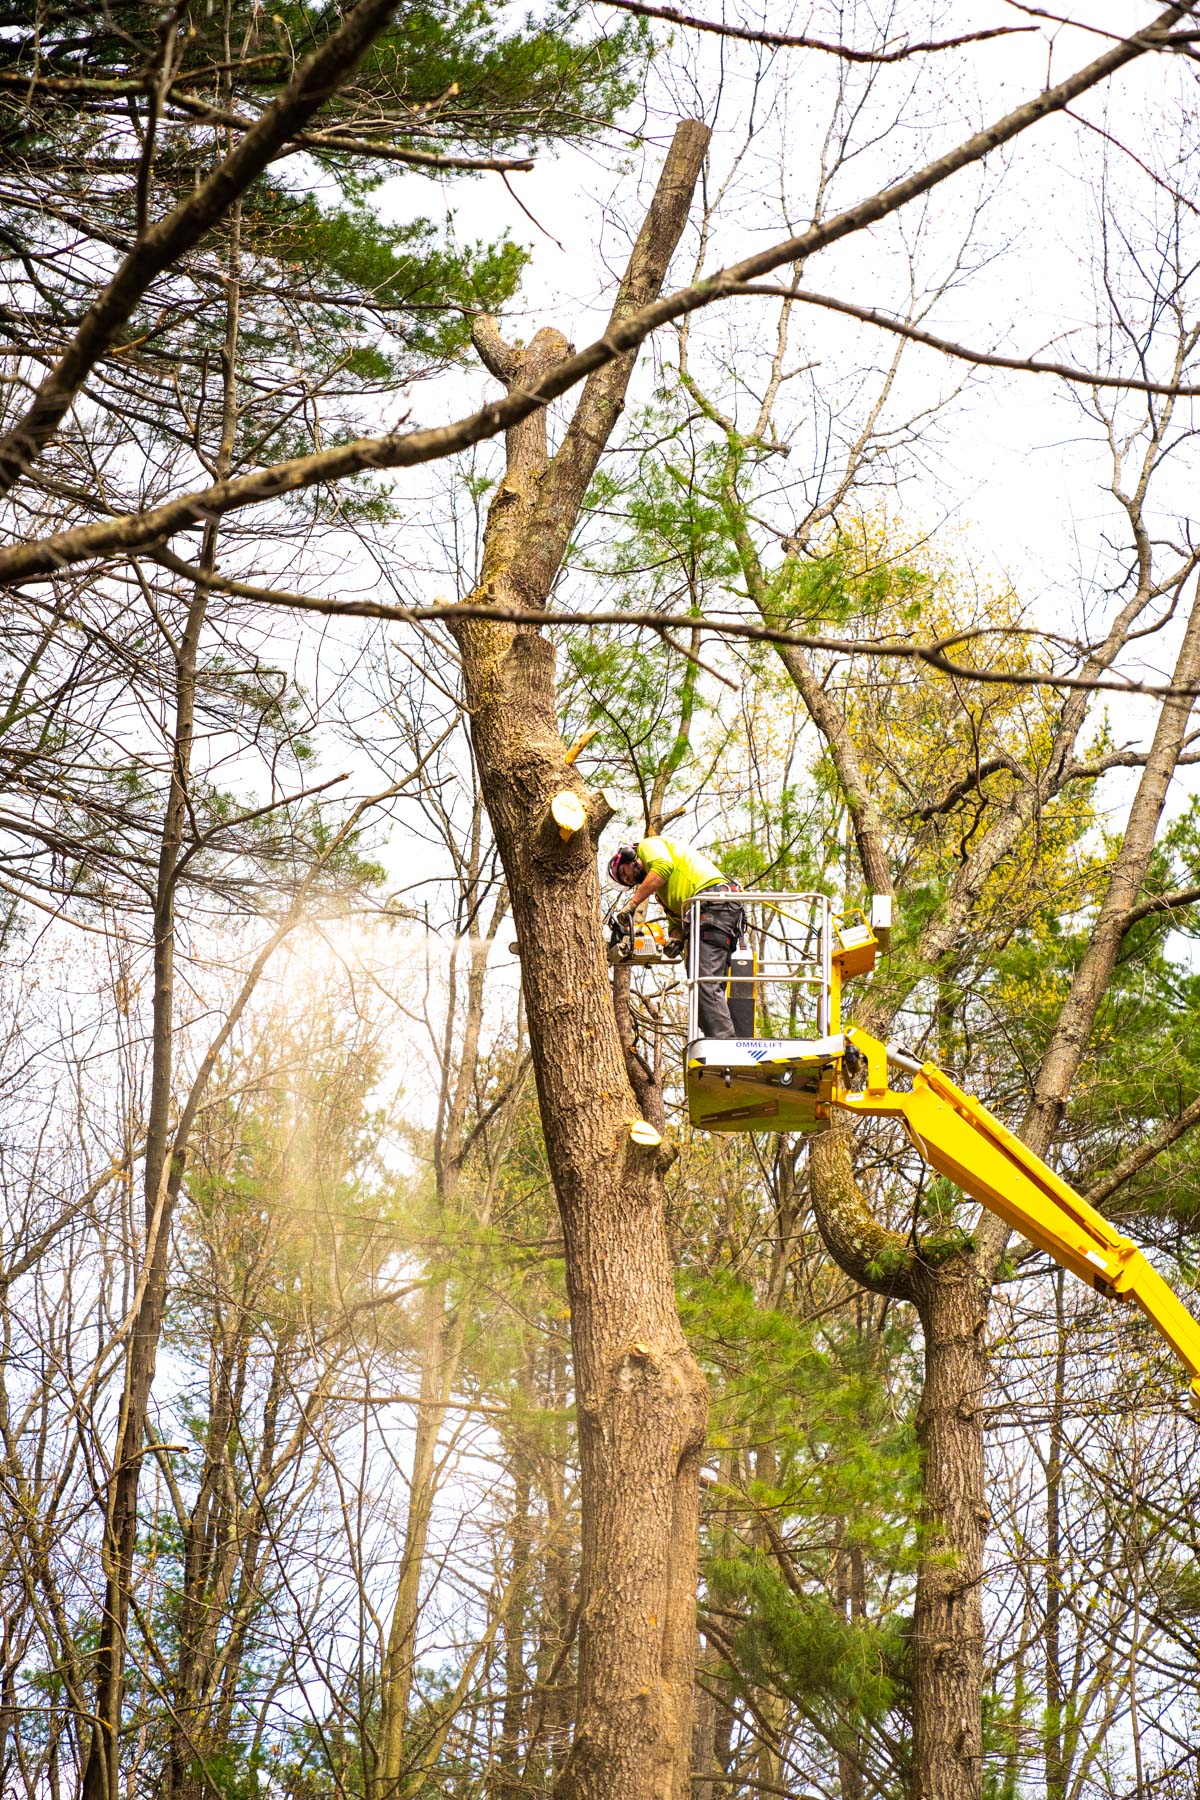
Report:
2,4,1200,1800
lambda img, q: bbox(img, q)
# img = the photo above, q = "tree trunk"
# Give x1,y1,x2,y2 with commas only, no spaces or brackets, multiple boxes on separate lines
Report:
82,563,210,1800
458,627,708,1800
1044,1271,1067,1800
834,1543,866,1800
525,1337,577,1785
909,1258,990,1800
449,119,710,1799
372,1278,462,1800
690,1650,717,1800
495,1437,533,1800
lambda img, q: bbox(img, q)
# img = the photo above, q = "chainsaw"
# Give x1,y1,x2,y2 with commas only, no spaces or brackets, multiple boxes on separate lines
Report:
606,911,672,966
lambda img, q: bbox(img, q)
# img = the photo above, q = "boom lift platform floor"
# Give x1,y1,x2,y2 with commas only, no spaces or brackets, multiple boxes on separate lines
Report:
687,1034,844,1132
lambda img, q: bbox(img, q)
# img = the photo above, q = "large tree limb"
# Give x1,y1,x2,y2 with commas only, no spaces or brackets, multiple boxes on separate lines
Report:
809,1122,916,1303
0,3,1189,583
513,119,710,608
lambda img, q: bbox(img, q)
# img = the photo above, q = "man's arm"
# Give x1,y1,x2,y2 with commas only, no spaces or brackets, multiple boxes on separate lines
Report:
624,870,667,909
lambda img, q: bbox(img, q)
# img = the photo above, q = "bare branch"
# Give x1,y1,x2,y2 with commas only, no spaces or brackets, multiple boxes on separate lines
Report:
141,549,1200,700
734,285,1200,397
910,755,1027,821
600,0,1037,61
1084,1091,1200,1210
1121,880,1200,931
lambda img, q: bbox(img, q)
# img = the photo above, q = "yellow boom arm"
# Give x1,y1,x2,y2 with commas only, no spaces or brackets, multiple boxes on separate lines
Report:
831,1027,1200,1410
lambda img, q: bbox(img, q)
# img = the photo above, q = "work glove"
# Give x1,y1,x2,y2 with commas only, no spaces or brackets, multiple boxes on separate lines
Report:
663,934,685,962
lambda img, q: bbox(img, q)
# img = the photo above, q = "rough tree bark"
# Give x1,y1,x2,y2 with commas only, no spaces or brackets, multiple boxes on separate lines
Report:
809,1119,991,1800
907,1259,990,1800
446,119,711,1799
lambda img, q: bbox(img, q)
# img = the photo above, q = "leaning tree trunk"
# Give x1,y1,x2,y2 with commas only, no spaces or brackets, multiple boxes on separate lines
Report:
447,119,710,1799
83,204,243,1800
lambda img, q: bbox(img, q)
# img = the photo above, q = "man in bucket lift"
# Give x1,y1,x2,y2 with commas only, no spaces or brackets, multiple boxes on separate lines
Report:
608,836,743,1039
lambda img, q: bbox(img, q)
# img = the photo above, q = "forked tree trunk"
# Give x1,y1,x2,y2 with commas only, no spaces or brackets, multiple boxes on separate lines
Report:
449,119,710,1798
803,573,1200,1800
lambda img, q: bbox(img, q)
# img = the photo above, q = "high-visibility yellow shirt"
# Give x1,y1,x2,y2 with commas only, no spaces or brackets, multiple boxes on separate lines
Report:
636,836,726,922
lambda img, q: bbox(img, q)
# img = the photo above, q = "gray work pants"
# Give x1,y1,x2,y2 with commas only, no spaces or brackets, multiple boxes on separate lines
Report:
690,898,743,1040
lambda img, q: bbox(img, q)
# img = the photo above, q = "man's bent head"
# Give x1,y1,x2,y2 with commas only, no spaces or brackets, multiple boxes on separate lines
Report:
607,844,645,888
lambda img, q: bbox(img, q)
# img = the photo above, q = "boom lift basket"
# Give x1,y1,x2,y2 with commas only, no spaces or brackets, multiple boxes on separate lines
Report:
685,890,870,1134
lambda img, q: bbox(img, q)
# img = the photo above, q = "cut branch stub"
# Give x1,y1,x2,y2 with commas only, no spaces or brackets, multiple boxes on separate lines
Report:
587,787,620,841
564,726,599,765
551,790,588,841
470,313,520,382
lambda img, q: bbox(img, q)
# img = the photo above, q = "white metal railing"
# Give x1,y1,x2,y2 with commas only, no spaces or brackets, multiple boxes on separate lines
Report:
683,889,834,1043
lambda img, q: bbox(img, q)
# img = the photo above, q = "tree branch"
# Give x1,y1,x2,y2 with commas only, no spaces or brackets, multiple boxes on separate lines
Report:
1083,1091,1200,1210
515,117,711,607
130,551,1200,700
910,755,1026,821
470,315,522,383
1121,880,1200,931
734,285,1200,398
600,0,1037,61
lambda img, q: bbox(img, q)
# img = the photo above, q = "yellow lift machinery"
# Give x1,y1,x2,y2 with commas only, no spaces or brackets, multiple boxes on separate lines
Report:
675,889,1200,1408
